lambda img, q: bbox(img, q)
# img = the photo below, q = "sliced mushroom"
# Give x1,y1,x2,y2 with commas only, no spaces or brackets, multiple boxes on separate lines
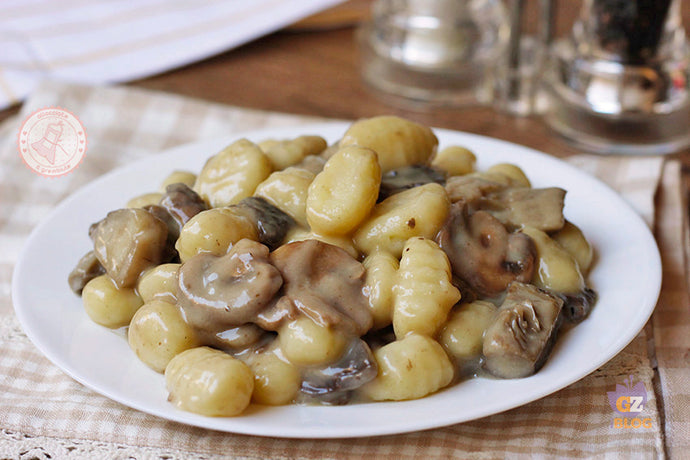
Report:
236,197,296,251
559,287,597,324
177,238,283,336
300,338,378,405
437,203,537,298
160,182,208,227
68,250,105,295
254,296,299,332
91,208,169,288
482,187,566,232
444,175,507,207
270,240,373,336
483,282,564,379
378,165,446,201
143,204,180,262
144,205,179,239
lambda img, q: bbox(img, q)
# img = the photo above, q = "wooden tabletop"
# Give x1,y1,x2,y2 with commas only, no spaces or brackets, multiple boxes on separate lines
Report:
2,0,689,169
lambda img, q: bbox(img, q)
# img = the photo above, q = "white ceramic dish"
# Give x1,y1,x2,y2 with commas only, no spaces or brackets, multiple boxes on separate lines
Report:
12,122,662,438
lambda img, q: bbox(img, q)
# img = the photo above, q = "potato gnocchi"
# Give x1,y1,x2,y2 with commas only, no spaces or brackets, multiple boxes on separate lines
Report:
393,237,460,339
353,182,450,258
70,116,597,418
362,333,454,401
306,145,381,236
194,138,272,208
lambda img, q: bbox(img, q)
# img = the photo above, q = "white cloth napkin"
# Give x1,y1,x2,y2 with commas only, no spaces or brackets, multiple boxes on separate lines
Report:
0,0,344,109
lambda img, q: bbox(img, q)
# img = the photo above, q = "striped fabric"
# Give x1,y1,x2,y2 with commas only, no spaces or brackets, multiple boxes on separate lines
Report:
0,0,344,109
0,81,685,459
654,162,690,457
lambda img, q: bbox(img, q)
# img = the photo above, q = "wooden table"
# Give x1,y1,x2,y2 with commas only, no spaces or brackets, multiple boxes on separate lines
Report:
2,0,689,169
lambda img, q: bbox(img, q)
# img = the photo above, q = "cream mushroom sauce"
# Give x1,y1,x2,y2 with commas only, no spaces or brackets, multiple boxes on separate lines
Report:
69,115,597,417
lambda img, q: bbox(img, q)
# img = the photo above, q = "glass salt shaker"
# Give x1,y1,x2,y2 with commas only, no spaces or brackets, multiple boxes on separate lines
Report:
358,0,509,107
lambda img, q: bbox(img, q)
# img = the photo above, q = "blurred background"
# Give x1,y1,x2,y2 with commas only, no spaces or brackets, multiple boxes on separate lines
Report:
1,0,689,155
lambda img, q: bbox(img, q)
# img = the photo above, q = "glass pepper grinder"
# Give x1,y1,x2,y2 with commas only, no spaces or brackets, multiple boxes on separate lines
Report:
542,0,690,154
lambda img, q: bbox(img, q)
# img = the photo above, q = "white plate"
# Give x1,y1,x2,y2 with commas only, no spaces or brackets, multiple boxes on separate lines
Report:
13,122,662,438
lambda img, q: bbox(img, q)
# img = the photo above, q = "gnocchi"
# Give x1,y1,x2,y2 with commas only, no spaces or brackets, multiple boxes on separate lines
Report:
281,226,358,258
70,115,598,418
362,334,454,401
552,221,594,274
126,192,163,209
306,145,381,236
521,225,585,294
165,347,254,417
486,163,531,188
363,250,399,330
245,347,301,406
353,183,450,258
431,146,476,176
393,237,461,339
82,275,143,328
136,263,180,304
339,115,438,172
194,138,272,207
128,300,199,372
175,207,257,261
439,300,496,364
259,135,327,170
254,167,315,227
160,170,197,191
278,315,348,366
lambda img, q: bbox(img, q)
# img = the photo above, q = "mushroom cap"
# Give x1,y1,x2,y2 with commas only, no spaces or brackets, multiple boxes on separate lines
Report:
270,240,373,336
482,187,566,232
378,165,446,201
438,203,536,298
91,208,169,288
301,338,378,404
236,196,296,251
177,239,283,334
160,182,208,227
482,282,564,378
68,250,105,295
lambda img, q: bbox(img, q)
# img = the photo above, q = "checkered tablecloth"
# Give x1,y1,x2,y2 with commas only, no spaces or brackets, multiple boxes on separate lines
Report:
1,81,687,459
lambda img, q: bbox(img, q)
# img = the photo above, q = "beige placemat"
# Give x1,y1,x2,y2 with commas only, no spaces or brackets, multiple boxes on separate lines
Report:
0,81,682,459
653,160,690,459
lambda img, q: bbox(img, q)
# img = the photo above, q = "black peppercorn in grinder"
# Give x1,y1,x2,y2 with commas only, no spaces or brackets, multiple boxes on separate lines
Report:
543,0,690,154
